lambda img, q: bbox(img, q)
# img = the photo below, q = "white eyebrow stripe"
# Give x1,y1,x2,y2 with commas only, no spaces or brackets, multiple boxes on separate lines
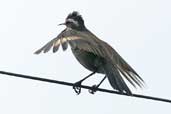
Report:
67,18,79,26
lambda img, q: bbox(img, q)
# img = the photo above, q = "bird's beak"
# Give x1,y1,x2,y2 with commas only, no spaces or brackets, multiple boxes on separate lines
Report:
58,22,66,26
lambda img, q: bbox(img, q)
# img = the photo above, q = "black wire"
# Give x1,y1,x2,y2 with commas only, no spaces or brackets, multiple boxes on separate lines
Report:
0,70,170,103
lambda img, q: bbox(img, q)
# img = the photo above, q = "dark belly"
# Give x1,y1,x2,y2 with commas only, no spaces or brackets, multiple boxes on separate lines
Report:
71,48,105,74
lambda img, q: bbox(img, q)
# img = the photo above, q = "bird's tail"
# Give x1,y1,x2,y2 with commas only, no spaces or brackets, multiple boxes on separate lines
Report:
104,63,132,95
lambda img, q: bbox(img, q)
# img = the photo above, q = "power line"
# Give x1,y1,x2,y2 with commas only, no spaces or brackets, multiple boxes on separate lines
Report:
0,70,170,103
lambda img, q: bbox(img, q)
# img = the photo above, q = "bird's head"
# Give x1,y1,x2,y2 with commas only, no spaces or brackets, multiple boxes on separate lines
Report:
59,11,86,30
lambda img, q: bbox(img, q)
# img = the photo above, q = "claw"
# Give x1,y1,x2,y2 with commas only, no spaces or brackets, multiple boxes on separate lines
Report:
73,86,81,95
89,85,98,94
73,81,82,95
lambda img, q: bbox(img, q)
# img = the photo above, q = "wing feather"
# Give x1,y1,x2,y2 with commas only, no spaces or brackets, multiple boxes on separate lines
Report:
34,29,105,56
53,39,61,53
34,29,66,54
60,38,68,51
66,36,106,57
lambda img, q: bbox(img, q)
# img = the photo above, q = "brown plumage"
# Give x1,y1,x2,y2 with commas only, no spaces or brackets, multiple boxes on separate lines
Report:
35,11,145,95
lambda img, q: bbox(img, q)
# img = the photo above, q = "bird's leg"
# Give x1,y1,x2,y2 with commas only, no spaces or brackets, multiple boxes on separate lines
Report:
73,71,96,95
89,76,107,94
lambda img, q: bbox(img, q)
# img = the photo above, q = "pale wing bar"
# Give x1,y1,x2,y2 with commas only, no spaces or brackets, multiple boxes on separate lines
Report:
34,35,105,58
67,36,106,58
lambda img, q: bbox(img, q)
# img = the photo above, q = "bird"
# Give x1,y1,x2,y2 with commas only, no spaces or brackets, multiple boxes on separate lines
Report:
34,11,145,95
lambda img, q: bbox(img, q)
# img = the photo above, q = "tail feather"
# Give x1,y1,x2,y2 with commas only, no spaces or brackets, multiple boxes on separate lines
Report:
118,55,145,85
117,55,145,88
104,63,132,95
110,49,145,89
118,65,143,88
125,70,144,88
118,68,137,88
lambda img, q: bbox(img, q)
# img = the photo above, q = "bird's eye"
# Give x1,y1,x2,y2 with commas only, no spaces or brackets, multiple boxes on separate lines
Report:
66,21,72,24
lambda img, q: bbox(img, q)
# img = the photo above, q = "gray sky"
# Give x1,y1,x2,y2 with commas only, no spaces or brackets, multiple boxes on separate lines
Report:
0,0,171,114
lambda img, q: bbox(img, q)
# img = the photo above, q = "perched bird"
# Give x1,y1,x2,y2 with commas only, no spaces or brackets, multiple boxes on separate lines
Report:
34,11,145,95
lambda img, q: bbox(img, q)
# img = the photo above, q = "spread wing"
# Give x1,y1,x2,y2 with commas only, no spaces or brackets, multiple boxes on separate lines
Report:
34,29,106,58
34,29,65,54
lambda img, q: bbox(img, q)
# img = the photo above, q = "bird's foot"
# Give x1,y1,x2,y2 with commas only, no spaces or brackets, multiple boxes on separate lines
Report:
89,84,98,94
73,81,82,95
